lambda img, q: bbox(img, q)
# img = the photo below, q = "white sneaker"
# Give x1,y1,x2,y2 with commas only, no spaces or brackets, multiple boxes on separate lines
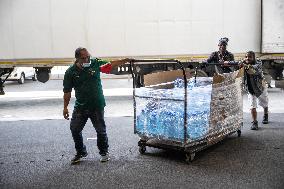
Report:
100,153,110,162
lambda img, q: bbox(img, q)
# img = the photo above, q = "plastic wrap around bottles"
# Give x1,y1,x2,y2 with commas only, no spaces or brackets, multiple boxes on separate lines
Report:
135,77,213,142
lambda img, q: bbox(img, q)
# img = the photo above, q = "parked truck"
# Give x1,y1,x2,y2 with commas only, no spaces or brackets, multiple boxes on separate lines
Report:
0,0,283,94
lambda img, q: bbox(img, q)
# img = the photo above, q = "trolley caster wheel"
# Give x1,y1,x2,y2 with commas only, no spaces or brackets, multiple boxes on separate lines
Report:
237,130,241,137
185,153,195,163
139,146,146,154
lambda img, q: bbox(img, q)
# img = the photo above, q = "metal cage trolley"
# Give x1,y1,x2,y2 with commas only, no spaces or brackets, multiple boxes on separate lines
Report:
130,60,243,163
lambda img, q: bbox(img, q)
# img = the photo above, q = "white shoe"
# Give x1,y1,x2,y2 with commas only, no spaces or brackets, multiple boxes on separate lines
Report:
100,153,110,162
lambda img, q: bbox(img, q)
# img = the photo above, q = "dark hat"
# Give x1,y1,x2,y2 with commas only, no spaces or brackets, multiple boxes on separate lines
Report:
218,37,229,46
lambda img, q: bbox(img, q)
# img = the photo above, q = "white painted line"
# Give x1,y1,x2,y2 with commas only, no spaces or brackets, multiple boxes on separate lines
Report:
2,115,12,118
87,137,97,140
0,88,133,100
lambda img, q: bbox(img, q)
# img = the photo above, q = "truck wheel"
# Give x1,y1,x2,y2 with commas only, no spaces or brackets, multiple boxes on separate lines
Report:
185,153,195,163
237,129,241,137
18,73,25,84
32,74,37,81
139,145,146,154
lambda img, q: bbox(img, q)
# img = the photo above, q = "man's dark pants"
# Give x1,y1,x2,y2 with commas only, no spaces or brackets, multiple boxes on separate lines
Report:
70,108,109,155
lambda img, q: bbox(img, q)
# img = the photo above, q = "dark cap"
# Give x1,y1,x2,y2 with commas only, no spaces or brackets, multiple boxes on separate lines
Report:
218,37,229,46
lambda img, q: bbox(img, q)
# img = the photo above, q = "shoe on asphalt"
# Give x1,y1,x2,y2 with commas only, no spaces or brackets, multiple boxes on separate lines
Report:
71,151,88,164
100,153,110,163
251,121,258,130
262,114,268,124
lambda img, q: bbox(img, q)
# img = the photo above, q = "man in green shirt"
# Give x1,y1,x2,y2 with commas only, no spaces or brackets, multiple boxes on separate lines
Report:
63,47,132,164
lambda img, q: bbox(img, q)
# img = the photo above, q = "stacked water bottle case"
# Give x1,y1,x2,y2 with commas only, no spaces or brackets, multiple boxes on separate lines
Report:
136,77,212,141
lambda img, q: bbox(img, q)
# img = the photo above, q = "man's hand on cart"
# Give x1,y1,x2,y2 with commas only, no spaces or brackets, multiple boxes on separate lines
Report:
238,59,256,74
222,61,230,66
237,60,244,68
244,64,256,74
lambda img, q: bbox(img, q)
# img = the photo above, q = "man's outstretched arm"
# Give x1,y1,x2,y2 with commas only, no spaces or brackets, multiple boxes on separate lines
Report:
100,58,134,73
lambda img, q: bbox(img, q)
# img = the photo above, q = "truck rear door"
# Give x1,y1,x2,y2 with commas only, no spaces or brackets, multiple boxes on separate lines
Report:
262,0,284,53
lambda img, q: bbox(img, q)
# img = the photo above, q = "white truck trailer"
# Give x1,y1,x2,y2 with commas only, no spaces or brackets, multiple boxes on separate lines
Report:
0,0,283,93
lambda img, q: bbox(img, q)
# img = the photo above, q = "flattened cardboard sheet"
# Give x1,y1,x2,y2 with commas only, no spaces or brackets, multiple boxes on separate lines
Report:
144,69,192,87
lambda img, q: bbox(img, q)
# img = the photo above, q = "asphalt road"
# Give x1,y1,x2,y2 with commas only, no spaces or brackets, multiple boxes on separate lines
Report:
0,78,284,189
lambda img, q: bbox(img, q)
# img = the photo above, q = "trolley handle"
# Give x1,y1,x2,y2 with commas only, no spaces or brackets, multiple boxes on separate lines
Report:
131,59,177,63
199,61,240,66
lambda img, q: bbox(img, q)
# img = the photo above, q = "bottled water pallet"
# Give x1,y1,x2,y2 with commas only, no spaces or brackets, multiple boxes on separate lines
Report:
130,60,244,163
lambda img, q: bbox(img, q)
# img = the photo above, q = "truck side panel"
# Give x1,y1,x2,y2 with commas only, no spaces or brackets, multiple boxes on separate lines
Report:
0,0,261,60
262,0,284,53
